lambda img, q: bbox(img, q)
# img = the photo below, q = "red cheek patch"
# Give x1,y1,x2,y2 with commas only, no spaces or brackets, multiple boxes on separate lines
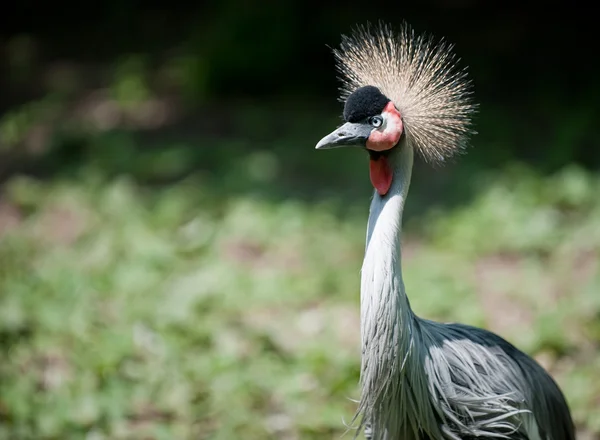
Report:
369,155,393,196
366,102,403,152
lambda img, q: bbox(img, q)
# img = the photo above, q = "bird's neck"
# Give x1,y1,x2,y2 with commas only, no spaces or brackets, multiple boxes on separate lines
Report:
357,141,421,435
361,141,414,346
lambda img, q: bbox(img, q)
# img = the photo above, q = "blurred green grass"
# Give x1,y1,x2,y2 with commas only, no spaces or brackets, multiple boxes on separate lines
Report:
0,131,598,439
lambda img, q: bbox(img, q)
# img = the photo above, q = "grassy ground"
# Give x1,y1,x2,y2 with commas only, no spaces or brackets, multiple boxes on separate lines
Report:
0,126,599,439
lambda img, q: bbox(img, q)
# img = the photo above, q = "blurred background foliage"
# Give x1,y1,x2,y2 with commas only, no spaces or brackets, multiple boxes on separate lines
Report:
0,2,598,439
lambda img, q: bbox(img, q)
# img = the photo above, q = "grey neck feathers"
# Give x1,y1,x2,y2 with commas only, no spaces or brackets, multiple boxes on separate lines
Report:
356,141,439,439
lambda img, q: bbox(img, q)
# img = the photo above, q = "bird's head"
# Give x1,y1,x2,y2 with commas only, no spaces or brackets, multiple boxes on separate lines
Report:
315,22,477,197
316,85,403,196
316,85,403,153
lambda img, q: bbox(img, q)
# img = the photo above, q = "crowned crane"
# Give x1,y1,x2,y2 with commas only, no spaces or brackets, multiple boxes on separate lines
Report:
315,23,575,440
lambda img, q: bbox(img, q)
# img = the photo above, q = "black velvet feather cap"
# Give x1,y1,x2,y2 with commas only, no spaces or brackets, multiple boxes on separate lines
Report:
343,85,390,123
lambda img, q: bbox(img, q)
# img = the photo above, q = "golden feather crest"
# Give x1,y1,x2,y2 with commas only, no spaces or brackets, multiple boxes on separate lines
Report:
332,22,477,164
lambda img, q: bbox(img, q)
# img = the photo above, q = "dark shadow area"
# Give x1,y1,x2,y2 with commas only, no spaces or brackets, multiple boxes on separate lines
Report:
0,3,598,222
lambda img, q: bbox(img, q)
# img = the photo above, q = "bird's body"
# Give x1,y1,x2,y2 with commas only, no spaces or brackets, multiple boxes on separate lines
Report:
315,23,575,440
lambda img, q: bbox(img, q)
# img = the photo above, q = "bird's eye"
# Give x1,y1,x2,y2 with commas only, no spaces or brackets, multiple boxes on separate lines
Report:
369,116,383,128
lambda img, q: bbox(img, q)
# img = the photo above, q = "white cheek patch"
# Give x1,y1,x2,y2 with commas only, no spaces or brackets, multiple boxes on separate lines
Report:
382,112,401,136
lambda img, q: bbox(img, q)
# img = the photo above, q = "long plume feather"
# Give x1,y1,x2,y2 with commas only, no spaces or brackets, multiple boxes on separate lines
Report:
333,21,477,164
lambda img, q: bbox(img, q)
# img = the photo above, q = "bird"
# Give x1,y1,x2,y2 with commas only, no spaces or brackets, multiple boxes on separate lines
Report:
315,22,576,440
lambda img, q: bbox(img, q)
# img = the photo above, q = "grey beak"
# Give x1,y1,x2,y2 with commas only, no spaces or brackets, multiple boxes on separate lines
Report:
315,122,372,149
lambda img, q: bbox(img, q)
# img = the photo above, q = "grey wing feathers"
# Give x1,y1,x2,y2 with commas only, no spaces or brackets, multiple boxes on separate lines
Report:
419,320,575,440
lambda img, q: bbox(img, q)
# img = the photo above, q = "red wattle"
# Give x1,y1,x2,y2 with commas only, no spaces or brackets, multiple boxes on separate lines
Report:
369,156,393,196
